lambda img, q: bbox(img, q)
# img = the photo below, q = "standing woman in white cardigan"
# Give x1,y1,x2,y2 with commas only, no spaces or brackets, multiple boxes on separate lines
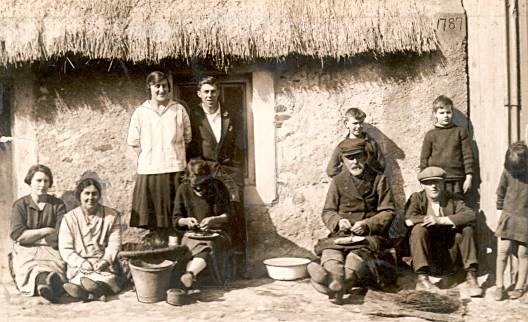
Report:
127,71,192,244
59,178,122,301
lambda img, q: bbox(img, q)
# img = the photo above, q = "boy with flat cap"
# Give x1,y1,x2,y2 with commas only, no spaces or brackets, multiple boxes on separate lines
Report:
405,166,482,297
308,138,396,304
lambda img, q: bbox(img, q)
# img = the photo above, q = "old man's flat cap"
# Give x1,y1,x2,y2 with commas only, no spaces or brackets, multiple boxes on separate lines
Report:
417,166,447,182
338,138,366,156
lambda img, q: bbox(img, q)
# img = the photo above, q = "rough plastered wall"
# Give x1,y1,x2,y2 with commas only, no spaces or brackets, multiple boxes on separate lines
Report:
6,1,468,278
11,69,144,244
246,27,469,277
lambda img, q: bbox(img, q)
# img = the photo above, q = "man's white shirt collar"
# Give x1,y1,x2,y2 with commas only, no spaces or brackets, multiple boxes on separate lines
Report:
202,104,222,142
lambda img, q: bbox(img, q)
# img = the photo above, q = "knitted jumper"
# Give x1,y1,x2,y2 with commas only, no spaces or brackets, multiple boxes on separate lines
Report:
419,124,474,180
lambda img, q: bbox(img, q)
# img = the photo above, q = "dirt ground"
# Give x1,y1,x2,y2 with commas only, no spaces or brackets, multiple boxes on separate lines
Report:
1,270,527,322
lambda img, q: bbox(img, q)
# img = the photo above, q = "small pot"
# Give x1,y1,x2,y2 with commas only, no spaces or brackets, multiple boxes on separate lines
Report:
166,288,186,306
263,257,311,281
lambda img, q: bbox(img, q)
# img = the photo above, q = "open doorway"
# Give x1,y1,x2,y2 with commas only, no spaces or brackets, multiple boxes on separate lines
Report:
0,78,13,282
176,77,254,185
173,73,254,275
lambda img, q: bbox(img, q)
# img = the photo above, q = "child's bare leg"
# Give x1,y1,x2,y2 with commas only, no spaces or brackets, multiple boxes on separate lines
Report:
514,243,528,291
181,257,207,288
496,238,512,288
186,257,207,276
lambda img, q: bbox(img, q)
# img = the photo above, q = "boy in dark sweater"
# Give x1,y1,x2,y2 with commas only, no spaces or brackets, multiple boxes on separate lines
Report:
420,95,474,197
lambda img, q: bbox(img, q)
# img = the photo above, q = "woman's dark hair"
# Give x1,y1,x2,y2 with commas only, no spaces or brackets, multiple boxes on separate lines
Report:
24,164,53,187
74,178,102,202
187,159,211,177
505,141,528,176
145,71,171,94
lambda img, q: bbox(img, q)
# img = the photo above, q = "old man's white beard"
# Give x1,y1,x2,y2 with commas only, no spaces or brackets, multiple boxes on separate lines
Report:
349,166,364,176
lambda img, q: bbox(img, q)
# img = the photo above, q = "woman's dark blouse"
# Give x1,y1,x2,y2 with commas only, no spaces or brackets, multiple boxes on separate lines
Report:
10,195,67,247
173,179,231,230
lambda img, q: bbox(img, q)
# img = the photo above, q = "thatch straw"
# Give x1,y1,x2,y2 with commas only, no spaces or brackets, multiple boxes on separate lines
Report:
0,0,438,66
396,290,461,314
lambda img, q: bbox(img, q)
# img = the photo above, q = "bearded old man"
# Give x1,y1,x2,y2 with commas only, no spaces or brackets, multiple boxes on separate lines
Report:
308,139,396,304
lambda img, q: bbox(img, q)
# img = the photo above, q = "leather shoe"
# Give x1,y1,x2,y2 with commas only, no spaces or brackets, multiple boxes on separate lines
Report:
37,284,57,303
63,282,89,300
332,291,344,305
508,288,524,300
80,277,104,298
310,279,331,295
465,271,482,297
307,262,328,285
415,274,438,292
328,274,344,305
46,272,63,295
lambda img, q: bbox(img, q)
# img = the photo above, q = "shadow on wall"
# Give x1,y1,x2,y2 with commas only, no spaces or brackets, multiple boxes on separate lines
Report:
29,61,153,124
365,124,406,210
245,194,317,278
462,112,496,276
451,108,496,277
273,51,446,93
472,141,497,279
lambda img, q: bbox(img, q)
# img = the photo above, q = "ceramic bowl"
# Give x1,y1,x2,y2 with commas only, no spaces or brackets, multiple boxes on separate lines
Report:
263,257,311,280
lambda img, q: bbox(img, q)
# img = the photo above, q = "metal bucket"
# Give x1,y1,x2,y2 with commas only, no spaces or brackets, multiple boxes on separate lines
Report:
129,259,175,303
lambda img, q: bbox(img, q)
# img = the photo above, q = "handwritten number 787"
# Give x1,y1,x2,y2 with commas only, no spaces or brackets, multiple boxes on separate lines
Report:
436,17,463,31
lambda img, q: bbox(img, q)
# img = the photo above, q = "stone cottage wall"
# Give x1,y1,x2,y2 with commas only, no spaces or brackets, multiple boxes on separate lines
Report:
246,50,468,275
6,44,467,277
6,0,468,277
12,70,145,242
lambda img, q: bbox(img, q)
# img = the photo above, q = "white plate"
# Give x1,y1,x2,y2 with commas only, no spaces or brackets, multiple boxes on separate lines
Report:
334,236,366,245
185,232,220,240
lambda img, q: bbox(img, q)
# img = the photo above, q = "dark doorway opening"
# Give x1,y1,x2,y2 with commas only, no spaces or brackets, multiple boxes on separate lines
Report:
173,74,253,276
0,78,13,283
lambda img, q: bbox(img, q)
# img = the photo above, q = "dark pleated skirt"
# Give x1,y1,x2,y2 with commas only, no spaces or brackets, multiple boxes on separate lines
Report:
130,172,182,229
495,211,528,244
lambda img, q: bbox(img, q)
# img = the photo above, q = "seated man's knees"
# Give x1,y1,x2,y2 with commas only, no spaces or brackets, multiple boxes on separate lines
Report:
453,225,474,244
321,249,345,266
345,252,363,272
323,259,345,276
410,224,429,239
461,225,474,236
344,268,359,288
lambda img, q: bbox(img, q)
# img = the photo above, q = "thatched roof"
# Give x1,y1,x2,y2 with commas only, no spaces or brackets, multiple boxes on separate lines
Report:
0,0,438,65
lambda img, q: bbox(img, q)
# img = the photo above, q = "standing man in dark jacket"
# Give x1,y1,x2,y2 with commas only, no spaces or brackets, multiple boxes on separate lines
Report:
308,139,396,304
405,166,482,297
187,76,246,275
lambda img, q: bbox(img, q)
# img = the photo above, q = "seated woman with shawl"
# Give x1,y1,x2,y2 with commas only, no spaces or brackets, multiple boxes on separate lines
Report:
59,178,123,301
173,159,233,289
10,164,66,303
